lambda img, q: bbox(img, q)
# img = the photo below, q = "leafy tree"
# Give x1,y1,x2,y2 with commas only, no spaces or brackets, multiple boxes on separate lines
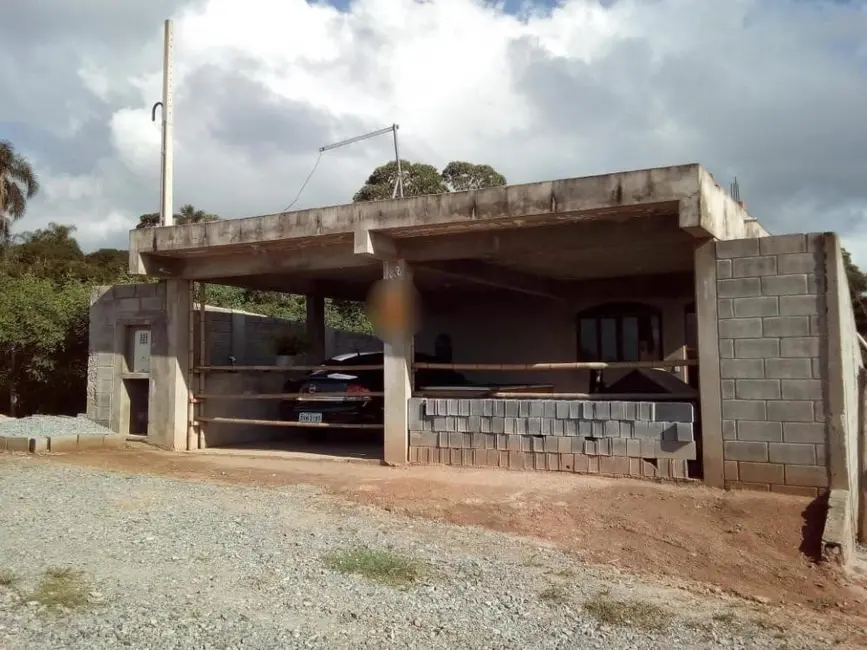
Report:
441,161,506,191
0,275,89,416
353,160,447,202
0,140,40,245
136,204,220,229
843,248,867,334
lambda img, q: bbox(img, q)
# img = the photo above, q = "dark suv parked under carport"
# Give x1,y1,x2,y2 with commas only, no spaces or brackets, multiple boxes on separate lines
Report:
279,351,472,426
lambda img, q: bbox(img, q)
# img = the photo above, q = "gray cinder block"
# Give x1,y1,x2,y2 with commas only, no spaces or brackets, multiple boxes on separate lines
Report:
528,418,542,435
654,402,694,423
556,401,570,419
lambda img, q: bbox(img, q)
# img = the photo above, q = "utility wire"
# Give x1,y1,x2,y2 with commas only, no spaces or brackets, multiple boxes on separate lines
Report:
281,150,323,213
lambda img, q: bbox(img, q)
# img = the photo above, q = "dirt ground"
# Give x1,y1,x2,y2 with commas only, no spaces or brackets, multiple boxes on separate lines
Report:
38,444,867,633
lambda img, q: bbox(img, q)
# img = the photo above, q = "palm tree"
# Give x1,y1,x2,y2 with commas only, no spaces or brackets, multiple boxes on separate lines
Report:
0,140,40,245
177,204,218,225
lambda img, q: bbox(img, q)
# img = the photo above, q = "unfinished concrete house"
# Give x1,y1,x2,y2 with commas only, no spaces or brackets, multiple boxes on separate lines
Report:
88,163,865,562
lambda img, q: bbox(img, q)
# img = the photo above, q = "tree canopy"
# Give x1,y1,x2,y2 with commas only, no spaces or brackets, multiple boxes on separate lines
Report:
0,140,40,244
352,159,507,202
136,204,220,229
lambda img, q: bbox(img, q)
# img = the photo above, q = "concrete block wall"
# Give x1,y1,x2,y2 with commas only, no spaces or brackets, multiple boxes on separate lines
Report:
408,397,696,478
195,307,379,367
87,283,168,428
715,234,830,495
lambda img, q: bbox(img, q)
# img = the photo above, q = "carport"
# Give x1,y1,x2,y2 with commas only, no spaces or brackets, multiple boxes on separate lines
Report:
130,163,767,486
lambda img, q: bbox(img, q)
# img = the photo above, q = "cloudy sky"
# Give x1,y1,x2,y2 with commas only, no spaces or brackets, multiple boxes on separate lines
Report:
2,0,866,261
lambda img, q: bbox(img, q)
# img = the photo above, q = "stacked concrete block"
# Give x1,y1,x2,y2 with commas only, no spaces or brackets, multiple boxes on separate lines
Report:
407,397,696,480
715,234,829,496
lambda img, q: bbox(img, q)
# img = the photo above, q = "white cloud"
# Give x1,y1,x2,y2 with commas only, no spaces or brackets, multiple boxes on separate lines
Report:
5,0,867,261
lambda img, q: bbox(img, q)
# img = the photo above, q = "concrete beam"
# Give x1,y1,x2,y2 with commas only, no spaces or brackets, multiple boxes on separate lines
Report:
679,167,770,240
399,214,685,262
171,245,374,280
415,260,569,302
131,165,707,257
354,229,397,259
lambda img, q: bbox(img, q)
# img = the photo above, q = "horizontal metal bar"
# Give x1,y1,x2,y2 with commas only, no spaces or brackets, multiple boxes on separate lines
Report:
195,365,384,372
478,392,697,400
412,359,697,371
319,125,396,152
195,417,383,430
194,392,383,400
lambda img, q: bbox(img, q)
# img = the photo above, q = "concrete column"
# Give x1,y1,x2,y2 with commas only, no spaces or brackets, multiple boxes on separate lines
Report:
694,240,724,487
306,295,326,364
382,260,412,466
148,279,190,451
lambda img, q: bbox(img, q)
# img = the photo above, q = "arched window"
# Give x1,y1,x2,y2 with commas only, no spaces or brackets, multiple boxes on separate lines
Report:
576,302,662,363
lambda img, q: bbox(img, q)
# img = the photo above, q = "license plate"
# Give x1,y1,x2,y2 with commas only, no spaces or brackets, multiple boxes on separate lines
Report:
298,412,323,424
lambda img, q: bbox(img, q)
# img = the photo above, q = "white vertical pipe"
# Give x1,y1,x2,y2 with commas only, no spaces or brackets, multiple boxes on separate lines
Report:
160,19,175,226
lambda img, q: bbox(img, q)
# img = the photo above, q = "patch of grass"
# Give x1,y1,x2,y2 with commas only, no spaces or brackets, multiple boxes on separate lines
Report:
546,567,575,579
26,567,89,610
539,584,569,606
0,570,18,587
323,548,423,587
583,594,672,631
713,611,737,625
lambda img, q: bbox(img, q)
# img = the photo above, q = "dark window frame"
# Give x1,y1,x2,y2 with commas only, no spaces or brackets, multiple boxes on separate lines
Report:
576,302,663,363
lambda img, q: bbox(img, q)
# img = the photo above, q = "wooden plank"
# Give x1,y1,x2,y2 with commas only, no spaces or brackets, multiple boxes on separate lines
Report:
194,392,383,400
196,416,382,430
196,364,384,372
413,391,697,400
413,359,697,371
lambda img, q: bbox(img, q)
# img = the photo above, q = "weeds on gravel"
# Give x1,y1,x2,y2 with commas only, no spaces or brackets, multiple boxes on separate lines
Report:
324,549,423,587
583,593,672,631
0,570,18,587
539,584,569,606
713,611,737,625
27,567,89,610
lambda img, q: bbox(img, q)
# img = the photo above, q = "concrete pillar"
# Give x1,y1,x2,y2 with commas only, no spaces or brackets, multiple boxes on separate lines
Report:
694,240,724,487
148,279,190,450
306,295,326,364
382,260,412,466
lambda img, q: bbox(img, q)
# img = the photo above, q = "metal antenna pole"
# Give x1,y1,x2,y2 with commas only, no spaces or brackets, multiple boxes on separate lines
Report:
391,124,403,199
318,124,403,199
157,19,174,226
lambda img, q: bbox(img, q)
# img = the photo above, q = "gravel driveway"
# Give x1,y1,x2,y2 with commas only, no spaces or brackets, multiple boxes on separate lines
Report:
0,455,837,649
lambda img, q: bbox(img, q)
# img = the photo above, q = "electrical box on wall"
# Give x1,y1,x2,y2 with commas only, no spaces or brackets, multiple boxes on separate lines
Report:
129,327,151,374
